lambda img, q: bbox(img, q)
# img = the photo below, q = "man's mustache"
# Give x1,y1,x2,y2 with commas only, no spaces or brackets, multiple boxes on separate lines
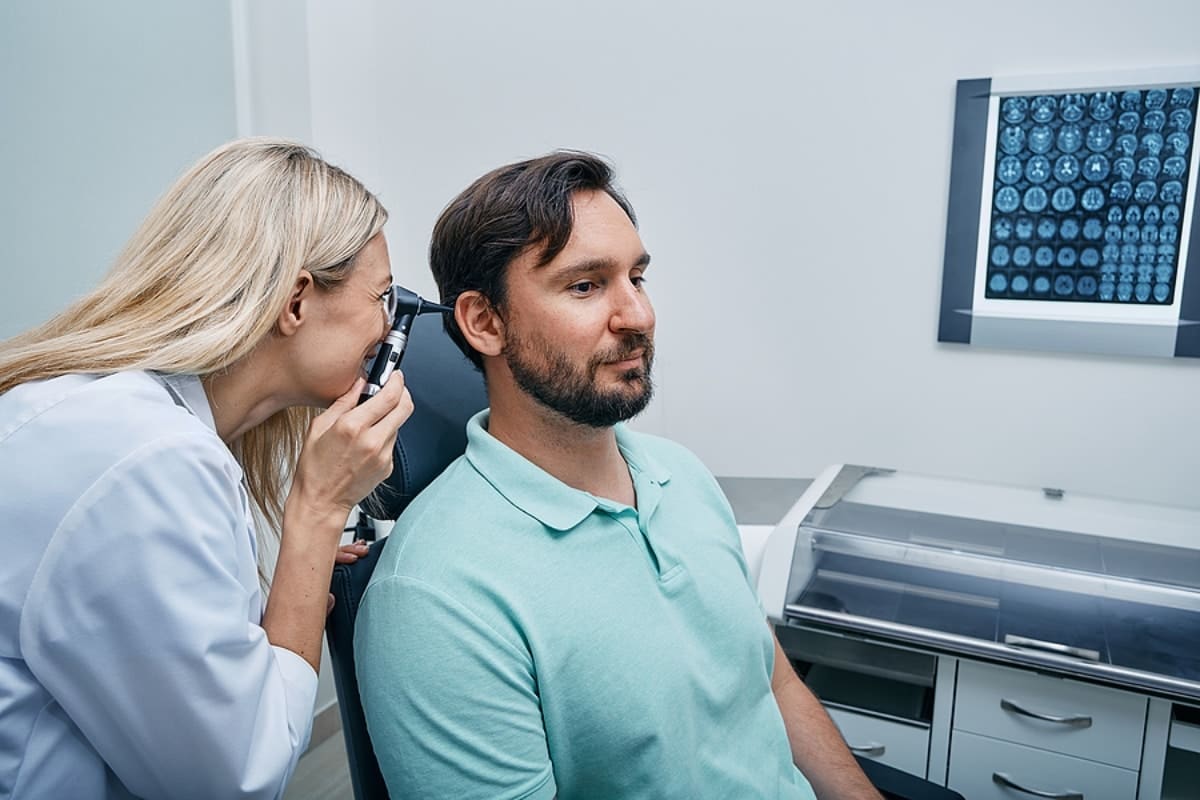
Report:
596,333,654,365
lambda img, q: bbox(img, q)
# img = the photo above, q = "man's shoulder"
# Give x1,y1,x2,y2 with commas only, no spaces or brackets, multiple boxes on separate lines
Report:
373,454,535,575
399,453,510,523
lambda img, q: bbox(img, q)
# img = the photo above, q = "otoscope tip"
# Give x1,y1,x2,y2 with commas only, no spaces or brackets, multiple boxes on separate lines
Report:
420,300,454,315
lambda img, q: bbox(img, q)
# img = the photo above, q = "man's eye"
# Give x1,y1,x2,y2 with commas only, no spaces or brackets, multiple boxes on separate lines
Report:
569,281,597,294
631,275,647,287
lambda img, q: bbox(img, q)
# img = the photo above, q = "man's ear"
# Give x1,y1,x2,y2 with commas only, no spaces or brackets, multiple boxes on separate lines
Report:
455,290,504,357
276,270,315,337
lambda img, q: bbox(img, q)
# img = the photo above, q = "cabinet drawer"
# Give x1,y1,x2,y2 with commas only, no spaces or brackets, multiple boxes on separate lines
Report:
949,730,1138,800
826,706,928,778
955,660,1146,769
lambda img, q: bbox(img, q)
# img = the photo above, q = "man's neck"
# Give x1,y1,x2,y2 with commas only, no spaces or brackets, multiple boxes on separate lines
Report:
486,385,636,507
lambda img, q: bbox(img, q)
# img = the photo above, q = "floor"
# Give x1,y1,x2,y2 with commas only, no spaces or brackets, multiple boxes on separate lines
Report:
284,728,353,800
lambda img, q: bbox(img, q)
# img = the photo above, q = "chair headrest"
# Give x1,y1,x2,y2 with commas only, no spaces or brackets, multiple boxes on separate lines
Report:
360,312,488,520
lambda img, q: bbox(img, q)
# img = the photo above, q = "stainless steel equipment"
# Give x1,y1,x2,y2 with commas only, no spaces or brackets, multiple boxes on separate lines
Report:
759,464,1200,701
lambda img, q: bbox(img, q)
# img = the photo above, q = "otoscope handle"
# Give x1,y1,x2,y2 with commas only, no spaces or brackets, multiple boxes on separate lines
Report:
358,317,412,404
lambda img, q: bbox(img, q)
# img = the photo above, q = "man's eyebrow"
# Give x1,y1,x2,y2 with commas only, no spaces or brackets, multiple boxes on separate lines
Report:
547,253,652,281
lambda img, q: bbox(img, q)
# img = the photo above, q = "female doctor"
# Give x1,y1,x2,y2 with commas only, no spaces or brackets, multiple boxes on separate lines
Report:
0,138,413,798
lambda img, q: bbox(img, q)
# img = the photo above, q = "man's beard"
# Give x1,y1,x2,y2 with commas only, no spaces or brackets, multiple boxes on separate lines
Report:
505,328,654,428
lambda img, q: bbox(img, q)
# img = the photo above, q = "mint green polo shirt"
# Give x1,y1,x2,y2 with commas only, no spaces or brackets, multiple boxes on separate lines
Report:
356,411,815,800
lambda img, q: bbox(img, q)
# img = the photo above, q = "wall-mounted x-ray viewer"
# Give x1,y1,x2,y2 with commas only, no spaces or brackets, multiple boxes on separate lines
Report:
939,66,1200,358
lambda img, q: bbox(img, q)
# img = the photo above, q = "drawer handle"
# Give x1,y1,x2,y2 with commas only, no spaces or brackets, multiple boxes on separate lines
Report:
1003,634,1100,663
848,742,886,757
993,771,1084,800
1000,698,1093,728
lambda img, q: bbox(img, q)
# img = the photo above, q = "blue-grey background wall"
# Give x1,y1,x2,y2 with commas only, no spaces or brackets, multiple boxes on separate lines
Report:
0,1,238,339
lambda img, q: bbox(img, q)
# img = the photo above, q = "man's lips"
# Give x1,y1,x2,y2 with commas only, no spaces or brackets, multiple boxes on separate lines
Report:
607,350,645,369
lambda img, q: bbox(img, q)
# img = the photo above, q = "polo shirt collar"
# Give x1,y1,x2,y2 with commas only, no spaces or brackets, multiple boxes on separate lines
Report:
464,410,672,531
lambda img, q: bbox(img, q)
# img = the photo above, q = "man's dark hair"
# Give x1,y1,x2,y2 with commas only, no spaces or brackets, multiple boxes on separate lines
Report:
429,150,636,370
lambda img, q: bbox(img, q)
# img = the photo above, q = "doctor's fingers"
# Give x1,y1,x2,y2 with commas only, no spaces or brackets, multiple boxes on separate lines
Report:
347,375,413,457
356,390,413,488
307,377,368,441
345,387,414,486
346,369,409,429
306,372,403,449
335,541,370,564
372,383,413,440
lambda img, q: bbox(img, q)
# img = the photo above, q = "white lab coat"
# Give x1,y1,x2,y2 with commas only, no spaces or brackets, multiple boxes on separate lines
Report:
0,371,317,799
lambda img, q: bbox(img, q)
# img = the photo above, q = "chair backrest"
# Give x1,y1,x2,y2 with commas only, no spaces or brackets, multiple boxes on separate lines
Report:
325,312,487,800
325,537,392,800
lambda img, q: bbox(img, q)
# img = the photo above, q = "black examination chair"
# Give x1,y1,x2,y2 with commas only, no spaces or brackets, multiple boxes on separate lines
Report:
323,315,963,800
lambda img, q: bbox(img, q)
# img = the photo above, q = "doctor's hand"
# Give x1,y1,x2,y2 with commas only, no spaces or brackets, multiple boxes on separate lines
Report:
266,376,410,672
288,373,414,527
336,539,370,564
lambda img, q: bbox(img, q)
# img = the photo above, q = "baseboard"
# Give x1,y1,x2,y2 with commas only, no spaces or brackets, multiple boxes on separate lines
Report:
307,700,342,753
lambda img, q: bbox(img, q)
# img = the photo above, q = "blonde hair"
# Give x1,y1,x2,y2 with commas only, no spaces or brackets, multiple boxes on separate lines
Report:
0,137,388,542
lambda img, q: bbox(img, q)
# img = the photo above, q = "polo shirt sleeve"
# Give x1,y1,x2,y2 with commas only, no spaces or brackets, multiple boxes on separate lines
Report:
19,432,316,800
356,574,556,800
677,449,770,616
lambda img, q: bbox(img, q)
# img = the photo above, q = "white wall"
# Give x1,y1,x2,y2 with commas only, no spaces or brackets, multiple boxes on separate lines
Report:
0,0,238,339
318,0,1198,510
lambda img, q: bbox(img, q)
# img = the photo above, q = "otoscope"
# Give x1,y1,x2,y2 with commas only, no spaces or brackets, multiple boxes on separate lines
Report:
358,285,453,405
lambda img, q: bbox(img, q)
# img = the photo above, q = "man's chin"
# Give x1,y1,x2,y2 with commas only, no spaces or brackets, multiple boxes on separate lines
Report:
604,383,654,419
593,372,650,405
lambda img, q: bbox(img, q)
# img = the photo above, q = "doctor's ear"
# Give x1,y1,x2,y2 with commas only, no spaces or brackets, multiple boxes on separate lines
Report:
455,291,504,357
276,271,315,336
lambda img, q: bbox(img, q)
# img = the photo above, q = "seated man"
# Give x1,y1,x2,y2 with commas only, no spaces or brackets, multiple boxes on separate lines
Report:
356,152,881,799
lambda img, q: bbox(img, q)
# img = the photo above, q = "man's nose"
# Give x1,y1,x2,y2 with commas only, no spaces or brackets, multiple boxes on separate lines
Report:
611,281,655,333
